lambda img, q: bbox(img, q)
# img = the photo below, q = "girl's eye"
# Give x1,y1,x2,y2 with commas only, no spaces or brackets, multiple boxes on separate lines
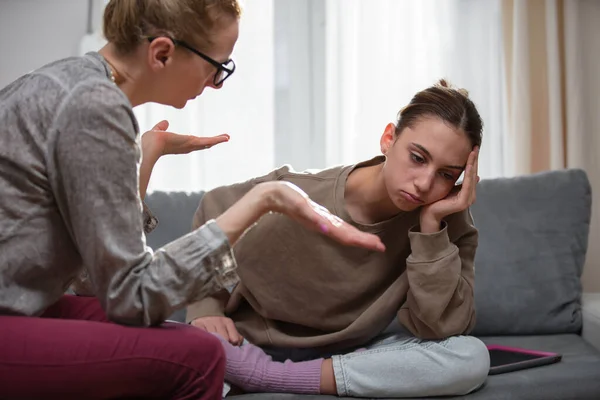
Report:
441,172,455,180
411,153,425,164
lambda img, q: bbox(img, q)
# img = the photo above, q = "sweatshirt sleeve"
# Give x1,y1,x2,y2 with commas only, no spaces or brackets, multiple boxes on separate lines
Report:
186,167,291,322
50,81,238,326
397,209,478,339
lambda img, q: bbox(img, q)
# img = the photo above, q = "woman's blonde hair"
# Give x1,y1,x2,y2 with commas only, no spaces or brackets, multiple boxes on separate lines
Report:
103,0,242,53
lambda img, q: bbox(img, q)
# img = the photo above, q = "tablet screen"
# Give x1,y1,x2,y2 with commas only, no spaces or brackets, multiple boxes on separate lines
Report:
487,345,562,375
489,348,548,367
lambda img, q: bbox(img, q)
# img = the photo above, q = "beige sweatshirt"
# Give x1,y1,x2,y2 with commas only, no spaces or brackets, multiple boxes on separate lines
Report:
187,157,478,351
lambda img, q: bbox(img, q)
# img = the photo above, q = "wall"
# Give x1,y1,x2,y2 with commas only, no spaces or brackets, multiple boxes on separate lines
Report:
274,0,326,171
0,0,105,87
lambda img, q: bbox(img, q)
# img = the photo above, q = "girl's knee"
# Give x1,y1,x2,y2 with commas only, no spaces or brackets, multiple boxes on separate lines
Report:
444,336,490,394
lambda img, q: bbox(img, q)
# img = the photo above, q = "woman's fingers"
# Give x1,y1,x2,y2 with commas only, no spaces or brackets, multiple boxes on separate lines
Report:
190,134,230,150
196,135,229,149
271,181,385,252
304,200,385,252
162,133,230,154
150,120,169,131
336,225,386,252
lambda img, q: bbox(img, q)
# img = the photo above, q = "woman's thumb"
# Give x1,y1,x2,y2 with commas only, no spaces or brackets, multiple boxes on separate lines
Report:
152,120,169,131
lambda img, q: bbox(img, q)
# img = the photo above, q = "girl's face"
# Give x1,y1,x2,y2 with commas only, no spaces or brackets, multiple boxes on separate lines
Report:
380,116,473,212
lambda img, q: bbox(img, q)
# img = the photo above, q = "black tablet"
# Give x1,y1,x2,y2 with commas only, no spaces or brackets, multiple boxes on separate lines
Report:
487,345,562,375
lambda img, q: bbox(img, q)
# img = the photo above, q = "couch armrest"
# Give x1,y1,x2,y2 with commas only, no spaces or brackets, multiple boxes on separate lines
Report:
582,293,600,351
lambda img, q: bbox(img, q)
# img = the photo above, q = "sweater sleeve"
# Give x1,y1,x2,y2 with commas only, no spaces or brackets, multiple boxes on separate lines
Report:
50,81,238,326
397,209,478,339
186,166,291,322
70,202,159,296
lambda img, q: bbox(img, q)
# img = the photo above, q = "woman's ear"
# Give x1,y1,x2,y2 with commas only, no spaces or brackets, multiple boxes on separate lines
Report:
147,37,176,71
380,123,396,156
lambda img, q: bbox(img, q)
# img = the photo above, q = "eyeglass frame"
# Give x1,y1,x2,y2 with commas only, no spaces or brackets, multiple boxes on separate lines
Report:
147,37,236,86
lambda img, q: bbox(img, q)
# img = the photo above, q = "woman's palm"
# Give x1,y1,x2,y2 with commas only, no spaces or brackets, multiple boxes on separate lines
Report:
147,120,230,156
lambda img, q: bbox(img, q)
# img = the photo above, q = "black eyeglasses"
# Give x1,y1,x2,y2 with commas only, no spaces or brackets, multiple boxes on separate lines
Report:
147,37,236,86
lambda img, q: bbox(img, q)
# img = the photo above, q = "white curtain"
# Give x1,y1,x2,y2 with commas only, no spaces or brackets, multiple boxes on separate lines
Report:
325,0,507,179
135,0,275,193
131,0,509,194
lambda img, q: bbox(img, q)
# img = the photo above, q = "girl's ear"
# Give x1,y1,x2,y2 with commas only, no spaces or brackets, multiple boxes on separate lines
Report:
380,123,396,156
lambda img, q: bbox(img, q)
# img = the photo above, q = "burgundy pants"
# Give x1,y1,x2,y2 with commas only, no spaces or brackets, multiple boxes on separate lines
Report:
0,295,225,399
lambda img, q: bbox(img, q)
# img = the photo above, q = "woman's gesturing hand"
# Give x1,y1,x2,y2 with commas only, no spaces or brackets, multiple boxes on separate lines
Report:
216,181,386,253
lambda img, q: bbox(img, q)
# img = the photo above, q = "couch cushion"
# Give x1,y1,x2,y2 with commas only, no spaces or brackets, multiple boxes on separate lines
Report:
231,334,600,400
582,293,600,351
469,169,591,336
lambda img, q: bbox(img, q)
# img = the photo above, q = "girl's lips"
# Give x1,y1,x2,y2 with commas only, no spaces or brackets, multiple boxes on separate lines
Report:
400,191,424,204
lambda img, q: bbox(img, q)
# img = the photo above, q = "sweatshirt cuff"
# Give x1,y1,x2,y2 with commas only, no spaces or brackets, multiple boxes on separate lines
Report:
407,221,455,262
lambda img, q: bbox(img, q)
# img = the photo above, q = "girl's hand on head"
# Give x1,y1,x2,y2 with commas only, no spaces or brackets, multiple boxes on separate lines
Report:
419,147,480,233
142,120,230,157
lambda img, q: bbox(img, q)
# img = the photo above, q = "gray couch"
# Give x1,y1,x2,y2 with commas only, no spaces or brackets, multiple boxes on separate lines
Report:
145,168,600,400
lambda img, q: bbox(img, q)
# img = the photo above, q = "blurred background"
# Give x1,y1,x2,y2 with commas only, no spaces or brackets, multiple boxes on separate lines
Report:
1,0,599,291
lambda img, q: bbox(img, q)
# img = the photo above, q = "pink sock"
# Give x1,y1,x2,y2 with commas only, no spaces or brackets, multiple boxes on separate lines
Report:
212,334,323,394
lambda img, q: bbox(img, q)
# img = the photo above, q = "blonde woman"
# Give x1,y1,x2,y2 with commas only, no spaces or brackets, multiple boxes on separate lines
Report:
0,1,383,399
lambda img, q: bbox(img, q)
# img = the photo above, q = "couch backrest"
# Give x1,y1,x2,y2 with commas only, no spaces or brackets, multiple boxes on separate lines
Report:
144,191,205,250
145,169,592,336
144,191,206,323
470,168,591,336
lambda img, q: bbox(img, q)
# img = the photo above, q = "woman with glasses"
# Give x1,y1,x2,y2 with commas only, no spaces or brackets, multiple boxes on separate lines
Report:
0,1,384,399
